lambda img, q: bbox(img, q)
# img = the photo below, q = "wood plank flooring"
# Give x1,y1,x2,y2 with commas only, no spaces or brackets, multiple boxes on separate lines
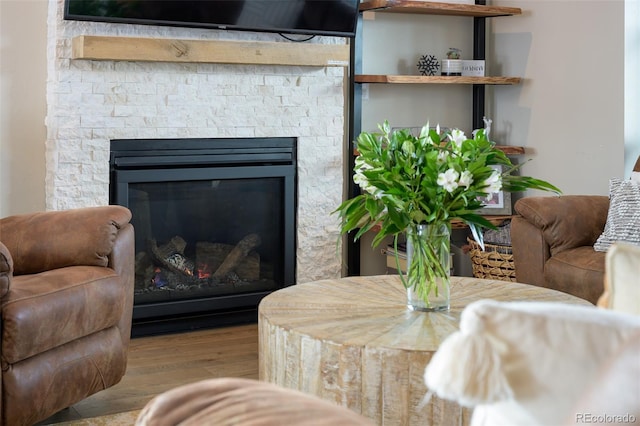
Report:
40,323,259,424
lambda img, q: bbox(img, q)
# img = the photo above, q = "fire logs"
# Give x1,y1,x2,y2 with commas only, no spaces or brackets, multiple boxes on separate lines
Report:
213,233,261,280
196,240,260,281
147,234,261,284
149,236,194,276
132,233,279,304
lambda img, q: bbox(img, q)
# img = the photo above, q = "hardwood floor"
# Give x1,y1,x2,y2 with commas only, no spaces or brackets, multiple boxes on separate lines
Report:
40,323,259,424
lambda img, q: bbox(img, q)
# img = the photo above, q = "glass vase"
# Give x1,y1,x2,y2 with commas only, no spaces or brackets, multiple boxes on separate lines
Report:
404,223,451,311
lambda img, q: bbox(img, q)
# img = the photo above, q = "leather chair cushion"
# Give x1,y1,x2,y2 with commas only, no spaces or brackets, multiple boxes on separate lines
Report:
544,247,606,303
3,327,127,426
2,266,125,364
0,206,132,275
515,196,609,256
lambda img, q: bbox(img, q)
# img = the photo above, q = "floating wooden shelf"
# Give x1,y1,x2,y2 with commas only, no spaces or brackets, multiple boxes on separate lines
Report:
493,145,525,155
71,36,350,67
355,75,521,85
359,0,522,17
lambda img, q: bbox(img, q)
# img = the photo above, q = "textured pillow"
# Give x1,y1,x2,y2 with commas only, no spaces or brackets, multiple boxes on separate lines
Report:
593,178,640,252
423,299,640,426
598,242,640,314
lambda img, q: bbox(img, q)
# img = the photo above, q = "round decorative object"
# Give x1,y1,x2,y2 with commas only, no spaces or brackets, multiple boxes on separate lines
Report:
441,59,462,76
442,47,463,76
259,276,590,425
417,54,440,76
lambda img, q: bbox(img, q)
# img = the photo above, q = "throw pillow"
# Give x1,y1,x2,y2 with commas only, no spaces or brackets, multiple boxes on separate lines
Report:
482,220,511,246
423,299,640,426
593,178,640,252
598,242,640,314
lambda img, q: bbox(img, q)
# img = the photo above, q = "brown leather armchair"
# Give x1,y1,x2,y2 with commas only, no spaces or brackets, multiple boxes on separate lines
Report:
511,196,608,304
0,206,134,426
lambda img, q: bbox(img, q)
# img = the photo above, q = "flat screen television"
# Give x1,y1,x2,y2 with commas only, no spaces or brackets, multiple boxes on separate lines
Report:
64,0,360,38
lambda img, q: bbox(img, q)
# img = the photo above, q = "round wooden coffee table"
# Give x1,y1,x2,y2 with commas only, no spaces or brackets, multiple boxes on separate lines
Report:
258,275,592,425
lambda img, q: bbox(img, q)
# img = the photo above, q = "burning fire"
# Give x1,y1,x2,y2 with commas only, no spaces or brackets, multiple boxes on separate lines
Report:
151,267,166,288
152,264,212,287
197,263,211,279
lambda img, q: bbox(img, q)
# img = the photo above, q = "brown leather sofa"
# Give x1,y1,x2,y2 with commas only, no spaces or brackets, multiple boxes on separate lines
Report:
0,206,134,426
511,195,609,304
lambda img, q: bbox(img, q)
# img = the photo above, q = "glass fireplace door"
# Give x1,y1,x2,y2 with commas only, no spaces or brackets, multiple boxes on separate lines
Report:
112,164,296,323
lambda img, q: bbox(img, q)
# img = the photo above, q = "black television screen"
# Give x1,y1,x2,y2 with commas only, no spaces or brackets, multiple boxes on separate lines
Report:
64,0,360,37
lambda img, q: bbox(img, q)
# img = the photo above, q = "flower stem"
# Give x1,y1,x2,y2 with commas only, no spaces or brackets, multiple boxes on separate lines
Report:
404,223,451,309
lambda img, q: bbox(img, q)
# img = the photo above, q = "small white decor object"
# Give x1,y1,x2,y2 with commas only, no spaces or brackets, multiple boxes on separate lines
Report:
441,60,462,76
462,60,485,77
441,48,462,76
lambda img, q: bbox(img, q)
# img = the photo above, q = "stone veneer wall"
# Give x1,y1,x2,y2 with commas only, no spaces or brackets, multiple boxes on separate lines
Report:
45,0,346,283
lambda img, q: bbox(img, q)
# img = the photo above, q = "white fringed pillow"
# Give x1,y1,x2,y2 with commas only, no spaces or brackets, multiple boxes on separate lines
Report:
423,299,640,426
593,178,640,252
598,242,640,315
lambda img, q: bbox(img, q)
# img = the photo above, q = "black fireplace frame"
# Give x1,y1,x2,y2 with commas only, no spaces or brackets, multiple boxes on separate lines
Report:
110,137,297,336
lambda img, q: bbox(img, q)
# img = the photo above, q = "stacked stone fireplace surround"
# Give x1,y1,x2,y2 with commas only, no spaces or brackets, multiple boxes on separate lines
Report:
46,0,346,283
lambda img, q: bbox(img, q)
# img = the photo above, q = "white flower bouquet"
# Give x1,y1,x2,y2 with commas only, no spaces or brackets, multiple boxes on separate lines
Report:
334,121,560,310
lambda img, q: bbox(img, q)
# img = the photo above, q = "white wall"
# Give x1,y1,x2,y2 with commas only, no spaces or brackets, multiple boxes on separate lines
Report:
0,0,47,217
490,0,625,196
626,0,640,175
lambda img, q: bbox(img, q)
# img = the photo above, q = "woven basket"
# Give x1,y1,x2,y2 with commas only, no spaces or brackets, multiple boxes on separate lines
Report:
466,237,516,282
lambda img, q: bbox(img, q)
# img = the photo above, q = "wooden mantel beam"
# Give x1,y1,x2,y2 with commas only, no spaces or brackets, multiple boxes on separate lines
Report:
71,35,350,67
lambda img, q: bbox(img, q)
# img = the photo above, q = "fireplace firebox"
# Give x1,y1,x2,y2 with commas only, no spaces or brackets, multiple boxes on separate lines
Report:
110,138,296,336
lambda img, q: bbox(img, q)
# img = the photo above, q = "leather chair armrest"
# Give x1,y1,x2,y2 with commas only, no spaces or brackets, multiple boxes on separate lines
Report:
110,222,136,346
0,206,132,275
514,195,609,256
0,242,13,297
511,216,550,288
